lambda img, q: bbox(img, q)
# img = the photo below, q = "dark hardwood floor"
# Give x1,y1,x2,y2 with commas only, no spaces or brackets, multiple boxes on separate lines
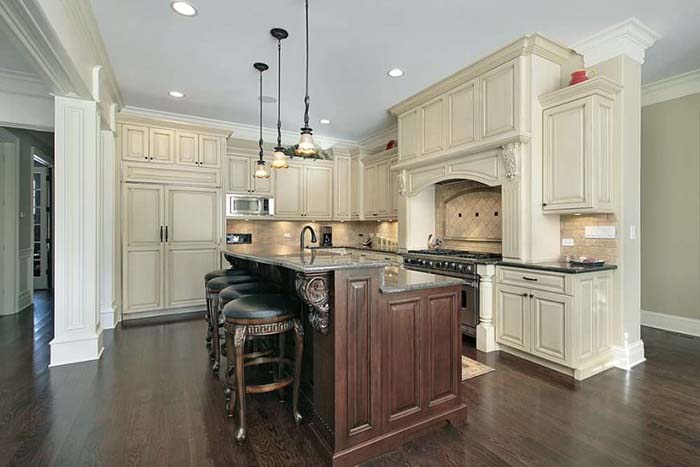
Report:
1,291,699,466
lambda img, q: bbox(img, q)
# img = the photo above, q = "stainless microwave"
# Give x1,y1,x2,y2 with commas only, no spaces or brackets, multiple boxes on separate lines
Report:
225,194,275,217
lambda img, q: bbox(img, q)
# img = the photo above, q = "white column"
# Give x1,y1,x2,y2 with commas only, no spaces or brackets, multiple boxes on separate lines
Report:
99,129,119,329
476,264,499,352
50,96,104,366
572,18,660,370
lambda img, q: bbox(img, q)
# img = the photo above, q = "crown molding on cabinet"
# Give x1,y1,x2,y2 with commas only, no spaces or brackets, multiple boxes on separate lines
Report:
358,124,398,153
641,68,700,107
571,17,661,67
539,76,623,108
0,67,51,98
389,34,578,116
120,105,357,150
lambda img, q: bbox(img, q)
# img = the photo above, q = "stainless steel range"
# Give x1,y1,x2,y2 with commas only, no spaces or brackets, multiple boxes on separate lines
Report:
402,249,502,338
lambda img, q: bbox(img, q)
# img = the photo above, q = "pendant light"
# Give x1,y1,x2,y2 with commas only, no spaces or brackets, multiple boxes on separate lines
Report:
270,28,289,169
295,0,319,158
253,62,270,178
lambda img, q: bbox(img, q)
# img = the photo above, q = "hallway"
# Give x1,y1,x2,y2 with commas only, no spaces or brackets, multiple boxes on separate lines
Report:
1,293,700,466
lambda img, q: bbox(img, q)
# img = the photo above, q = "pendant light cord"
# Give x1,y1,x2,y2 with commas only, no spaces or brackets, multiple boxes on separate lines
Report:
277,38,282,149
259,69,264,160
303,0,310,129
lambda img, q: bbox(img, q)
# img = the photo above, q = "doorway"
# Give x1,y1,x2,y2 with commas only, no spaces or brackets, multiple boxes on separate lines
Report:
32,161,52,290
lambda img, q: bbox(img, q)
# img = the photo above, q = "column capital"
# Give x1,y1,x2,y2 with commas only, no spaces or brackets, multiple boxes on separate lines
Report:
572,17,661,67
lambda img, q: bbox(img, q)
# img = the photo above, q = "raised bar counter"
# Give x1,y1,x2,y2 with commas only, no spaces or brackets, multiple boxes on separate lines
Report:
221,245,467,467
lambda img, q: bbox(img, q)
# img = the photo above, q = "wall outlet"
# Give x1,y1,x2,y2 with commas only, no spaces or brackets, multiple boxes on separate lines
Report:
630,225,637,240
562,238,575,247
283,233,292,238
584,226,616,239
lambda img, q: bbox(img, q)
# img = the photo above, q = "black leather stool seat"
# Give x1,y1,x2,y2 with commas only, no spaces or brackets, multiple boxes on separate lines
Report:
219,281,282,304
204,268,250,283
206,275,257,293
223,293,300,321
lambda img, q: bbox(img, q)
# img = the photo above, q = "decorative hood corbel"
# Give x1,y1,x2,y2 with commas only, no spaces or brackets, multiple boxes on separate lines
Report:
501,142,521,180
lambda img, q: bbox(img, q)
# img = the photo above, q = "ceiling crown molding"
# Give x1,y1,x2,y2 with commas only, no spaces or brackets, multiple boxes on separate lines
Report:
642,68,700,107
120,106,357,150
572,17,661,67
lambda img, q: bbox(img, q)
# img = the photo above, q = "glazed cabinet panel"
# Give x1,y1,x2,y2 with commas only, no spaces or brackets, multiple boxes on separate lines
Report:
199,134,222,168
421,96,447,156
121,124,149,161
334,156,352,219
448,80,478,148
530,290,573,366
148,128,175,164
175,131,199,166
274,163,304,217
225,155,252,194
304,166,333,220
398,109,419,160
481,59,518,139
541,82,615,214
495,284,530,351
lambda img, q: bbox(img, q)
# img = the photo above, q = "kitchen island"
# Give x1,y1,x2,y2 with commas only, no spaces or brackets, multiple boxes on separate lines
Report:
222,245,466,467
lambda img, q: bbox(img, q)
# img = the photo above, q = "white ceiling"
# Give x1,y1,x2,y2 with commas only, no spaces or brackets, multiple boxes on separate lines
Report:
92,0,700,141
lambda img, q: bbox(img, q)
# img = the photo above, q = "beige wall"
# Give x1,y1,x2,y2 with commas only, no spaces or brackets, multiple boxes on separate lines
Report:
641,92,700,320
226,220,398,248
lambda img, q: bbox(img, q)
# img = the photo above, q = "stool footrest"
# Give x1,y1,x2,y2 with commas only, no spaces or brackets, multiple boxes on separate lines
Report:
246,375,294,394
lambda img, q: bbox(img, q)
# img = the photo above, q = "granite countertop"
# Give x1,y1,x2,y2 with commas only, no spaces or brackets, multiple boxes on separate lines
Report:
310,245,402,255
222,245,390,273
380,266,465,294
498,259,618,274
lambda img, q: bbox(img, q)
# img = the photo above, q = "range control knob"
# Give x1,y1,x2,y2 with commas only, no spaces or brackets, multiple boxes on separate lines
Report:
456,264,464,271
427,261,434,267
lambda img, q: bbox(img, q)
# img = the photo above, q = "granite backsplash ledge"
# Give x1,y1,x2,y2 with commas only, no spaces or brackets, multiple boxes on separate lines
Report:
226,220,398,247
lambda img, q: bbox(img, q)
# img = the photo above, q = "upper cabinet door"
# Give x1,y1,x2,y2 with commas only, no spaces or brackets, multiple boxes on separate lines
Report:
542,98,592,211
199,134,222,168
121,124,149,161
305,165,333,219
165,186,220,247
334,156,352,219
390,159,400,217
226,155,252,194
252,160,273,195
149,128,175,164
420,96,447,156
351,157,361,218
448,80,478,148
363,164,378,218
398,109,419,161
481,59,518,139
274,163,304,217
375,161,389,216
175,131,199,167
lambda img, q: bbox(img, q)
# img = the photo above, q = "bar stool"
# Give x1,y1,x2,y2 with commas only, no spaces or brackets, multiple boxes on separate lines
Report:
205,274,258,372
222,293,303,443
215,281,282,376
204,268,251,351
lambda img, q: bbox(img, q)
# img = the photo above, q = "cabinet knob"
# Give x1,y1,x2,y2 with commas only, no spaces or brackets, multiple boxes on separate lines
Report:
522,293,528,297
143,156,148,160
149,157,154,160
529,294,534,298
542,202,548,207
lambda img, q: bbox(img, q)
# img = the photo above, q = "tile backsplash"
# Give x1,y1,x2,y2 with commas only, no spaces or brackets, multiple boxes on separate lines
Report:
226,220,398,248
560,214,618,263
435,180,502,253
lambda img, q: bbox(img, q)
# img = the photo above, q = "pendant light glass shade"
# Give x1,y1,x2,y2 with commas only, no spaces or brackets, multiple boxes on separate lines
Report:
271,148,288,168
254,159,269,178
296,0,319,158
253,62,270,179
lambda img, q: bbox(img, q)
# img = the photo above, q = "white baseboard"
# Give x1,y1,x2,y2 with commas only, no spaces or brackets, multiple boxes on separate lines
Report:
641,309,700,337
17,290,33,312
101,305,121,330
49,330,104,367
613,339,645,371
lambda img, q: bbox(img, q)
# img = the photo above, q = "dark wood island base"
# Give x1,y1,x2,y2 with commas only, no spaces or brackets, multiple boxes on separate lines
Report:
223,248,466,466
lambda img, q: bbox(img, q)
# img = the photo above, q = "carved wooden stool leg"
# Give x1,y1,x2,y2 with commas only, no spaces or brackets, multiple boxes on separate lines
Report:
224,326,237,418
211,295,221,374
292,319,304,426
234,325,248,444
277,332,286,401
205,295,213,353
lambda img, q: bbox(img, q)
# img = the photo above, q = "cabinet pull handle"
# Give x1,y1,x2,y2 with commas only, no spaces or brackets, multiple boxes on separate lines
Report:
529,294,534,298
160,226,163,242
165,226,169,242
522,276,538,282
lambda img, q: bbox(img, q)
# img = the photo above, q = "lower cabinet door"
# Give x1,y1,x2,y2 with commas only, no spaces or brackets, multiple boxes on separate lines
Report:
165,248,218,309
530,290,573,366
124,248,164,314
495,284,530,351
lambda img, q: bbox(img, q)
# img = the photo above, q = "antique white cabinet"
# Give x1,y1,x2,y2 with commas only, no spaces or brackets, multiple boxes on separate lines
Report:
362,149,399,220
224,155,273,195
273,161,333,220
333,155,352,220
122,183,220,316
494,266,613,380
175,131,223,169
540,77,621,214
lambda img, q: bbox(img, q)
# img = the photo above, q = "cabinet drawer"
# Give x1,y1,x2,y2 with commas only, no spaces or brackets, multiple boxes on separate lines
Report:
497,267,572,295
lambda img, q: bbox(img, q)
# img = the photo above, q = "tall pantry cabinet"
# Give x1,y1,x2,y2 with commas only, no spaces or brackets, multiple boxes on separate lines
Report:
119,117,226,318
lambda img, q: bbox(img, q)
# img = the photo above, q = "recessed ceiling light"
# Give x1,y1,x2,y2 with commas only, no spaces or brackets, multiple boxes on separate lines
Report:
168,90,185,98
171,1,197,17
320,119,331,124
387,68,404,78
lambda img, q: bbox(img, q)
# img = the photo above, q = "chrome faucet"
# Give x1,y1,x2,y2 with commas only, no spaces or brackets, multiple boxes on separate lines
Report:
300,225,318,249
